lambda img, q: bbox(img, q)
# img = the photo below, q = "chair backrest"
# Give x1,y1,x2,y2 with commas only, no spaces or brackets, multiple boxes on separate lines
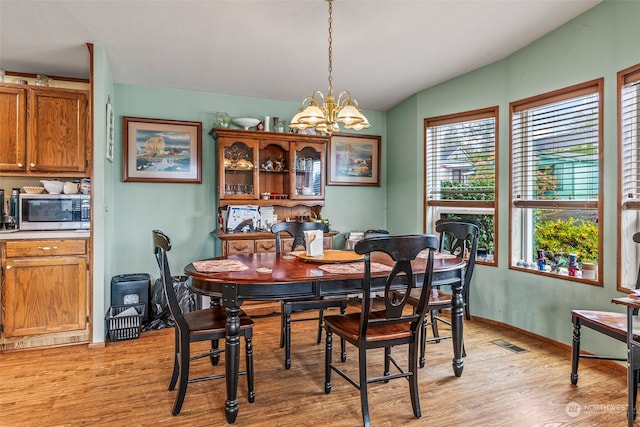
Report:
354,234,439,339
152,229,189,332
435,218,480,289
271,221,326,253
633,232,640,290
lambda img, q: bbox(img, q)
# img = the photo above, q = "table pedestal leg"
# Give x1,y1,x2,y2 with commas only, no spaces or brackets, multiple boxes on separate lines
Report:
627,306,637,427
225,302,241,423
451,277,464,377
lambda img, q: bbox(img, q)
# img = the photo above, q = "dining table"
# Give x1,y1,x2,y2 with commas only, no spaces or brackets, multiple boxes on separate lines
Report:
184,249,466,424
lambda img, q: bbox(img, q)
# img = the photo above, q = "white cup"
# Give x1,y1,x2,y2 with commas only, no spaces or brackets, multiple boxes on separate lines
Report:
63,182,79,194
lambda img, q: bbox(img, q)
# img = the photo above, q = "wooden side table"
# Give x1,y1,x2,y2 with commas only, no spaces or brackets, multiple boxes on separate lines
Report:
612,296,640,426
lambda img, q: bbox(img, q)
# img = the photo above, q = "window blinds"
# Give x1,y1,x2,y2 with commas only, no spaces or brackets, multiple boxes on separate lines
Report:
621,70,640,207
425,110,496,203
511,83,600,207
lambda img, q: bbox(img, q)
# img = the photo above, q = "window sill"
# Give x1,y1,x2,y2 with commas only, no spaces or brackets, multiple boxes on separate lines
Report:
509,265,601,285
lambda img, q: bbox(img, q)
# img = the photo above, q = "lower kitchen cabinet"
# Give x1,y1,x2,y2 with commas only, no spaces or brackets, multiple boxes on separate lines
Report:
1,238,89,351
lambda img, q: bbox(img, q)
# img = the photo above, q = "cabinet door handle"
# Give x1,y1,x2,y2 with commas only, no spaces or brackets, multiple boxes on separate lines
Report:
38,246,58,251
17,163,23,167
30,163,36,168
5,265,11,270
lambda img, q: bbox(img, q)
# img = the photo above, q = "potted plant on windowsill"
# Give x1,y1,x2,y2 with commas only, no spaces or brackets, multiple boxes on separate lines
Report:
581,260,597,280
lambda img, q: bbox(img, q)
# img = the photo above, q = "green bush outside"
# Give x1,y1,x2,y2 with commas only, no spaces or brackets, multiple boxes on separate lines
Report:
534,216,598,263
440,179,494,253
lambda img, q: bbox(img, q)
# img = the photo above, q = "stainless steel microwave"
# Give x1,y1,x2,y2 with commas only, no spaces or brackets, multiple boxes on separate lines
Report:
19,193,90,231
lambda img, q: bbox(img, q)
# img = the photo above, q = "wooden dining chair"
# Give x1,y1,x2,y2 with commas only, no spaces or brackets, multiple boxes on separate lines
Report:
401,218,480,367
271,221,348,369
152,230,255,415
323,234,439,427
571,232,640,409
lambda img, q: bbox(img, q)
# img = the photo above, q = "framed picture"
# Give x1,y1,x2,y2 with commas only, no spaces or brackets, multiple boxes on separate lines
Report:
123,116,202,183
327,133,381,186
106,98,114,162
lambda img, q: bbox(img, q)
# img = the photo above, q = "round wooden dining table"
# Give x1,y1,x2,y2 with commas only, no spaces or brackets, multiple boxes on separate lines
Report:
184,251,466,424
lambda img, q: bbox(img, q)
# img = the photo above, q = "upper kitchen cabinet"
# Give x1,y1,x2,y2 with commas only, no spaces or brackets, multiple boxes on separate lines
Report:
0,83,91,177
0,85,27,172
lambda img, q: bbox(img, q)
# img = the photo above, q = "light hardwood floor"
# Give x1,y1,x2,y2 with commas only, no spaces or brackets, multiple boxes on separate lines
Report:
1,308,634,426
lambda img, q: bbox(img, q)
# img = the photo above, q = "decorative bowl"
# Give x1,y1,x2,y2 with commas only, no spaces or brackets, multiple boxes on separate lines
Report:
233,117,260,130
23,186,45,194
40,179,64,194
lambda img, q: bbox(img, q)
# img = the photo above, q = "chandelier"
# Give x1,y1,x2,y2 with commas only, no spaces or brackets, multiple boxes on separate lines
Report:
289,0,370,135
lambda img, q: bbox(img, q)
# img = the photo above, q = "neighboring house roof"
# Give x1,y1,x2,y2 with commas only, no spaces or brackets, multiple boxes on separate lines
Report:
441,146,473,170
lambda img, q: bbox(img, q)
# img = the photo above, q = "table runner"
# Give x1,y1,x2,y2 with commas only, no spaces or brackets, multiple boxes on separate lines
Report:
192,259,249,272
419,251,460,260
318,262,393,275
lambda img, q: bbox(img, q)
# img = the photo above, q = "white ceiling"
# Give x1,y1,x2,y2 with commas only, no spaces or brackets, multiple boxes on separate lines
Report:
0,0,601,112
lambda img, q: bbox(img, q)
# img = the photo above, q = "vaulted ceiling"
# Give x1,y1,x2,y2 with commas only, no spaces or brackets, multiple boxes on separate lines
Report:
0,0,601,111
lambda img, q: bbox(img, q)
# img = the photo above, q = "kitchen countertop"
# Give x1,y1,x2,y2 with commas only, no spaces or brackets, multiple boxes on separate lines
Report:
0,230,90,240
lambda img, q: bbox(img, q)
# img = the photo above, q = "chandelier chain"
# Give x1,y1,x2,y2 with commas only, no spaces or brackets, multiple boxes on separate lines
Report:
289,0,369,134
327,0,333,94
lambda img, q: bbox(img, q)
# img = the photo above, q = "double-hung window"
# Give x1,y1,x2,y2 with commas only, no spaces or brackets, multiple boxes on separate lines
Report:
510,79,603,282
424,107,498,263
619,64,640,290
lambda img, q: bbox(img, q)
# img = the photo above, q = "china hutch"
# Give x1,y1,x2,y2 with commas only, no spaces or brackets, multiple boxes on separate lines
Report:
211,128,337,256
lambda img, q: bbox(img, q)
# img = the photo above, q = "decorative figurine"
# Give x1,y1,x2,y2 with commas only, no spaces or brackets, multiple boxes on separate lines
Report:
274,154,285,171
568,253,578,277
537,249,546,271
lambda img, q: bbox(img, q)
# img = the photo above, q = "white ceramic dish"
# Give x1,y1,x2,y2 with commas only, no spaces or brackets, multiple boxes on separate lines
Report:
233,117,260,130
40,180,64,194
256,267,272,274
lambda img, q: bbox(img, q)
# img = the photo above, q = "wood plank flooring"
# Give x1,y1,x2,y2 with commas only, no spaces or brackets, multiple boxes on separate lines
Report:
0,308,635,426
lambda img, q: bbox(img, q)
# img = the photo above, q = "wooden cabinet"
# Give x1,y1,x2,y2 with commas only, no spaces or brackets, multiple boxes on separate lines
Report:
215,129,327,208
290,140,325,201
0,86,27,172
213,129,335,257
1,238,89,350
0,83,90,176
218,134,259,200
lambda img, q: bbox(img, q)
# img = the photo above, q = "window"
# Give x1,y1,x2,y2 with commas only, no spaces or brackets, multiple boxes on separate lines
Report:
618,64,640,290
424,107,498,263
510,79,603,282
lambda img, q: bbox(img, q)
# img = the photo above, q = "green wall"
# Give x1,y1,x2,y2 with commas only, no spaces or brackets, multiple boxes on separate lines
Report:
91,45,115,344
89,79,386,340
386,0,640,356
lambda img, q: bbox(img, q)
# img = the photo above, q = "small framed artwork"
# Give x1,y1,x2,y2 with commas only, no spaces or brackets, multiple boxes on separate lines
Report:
327,133,381,186
123,116,202,183
106,98,114,162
